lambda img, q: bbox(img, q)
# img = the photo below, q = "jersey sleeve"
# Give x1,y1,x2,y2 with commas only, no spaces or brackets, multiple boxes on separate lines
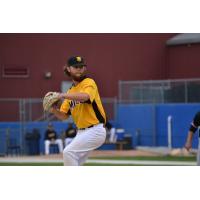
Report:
60,99,70,114
81,79,97,102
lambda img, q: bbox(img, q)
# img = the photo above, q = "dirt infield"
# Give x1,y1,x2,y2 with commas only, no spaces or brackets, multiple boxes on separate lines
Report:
89,149,162,157
0,149,196,165
0,149,163,161
0,148,195,163
37,149,164,160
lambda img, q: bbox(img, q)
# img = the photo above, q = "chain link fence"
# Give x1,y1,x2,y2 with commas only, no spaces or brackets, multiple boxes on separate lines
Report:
0,98,117,155
0,128,22,156
119,78,200,104
0,98,117,122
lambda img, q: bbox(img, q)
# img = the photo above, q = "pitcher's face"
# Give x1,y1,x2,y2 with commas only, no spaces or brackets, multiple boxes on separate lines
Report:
65,65,87,82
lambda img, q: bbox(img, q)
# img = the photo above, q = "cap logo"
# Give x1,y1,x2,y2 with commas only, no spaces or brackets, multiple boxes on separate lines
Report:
76,57,81,62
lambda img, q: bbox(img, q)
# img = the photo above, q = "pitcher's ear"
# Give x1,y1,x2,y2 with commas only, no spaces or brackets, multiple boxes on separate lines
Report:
63,66,71,76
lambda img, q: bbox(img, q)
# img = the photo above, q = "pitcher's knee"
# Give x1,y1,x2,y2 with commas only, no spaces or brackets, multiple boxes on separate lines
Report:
63,148,71,158
63,149,78,166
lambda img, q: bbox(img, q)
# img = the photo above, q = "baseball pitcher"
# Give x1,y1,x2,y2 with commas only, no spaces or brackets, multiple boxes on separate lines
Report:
43,56,106,166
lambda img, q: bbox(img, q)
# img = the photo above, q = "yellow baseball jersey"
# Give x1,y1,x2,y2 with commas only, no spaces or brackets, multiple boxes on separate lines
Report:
60,78,106,129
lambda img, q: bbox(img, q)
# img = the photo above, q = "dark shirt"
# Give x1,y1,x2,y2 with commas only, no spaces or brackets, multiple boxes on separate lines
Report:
189,111,200,133
45,129,57,140
65,127,77,138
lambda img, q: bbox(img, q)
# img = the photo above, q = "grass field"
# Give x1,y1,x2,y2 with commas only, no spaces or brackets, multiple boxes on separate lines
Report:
90,155,196,161
0,155,197,166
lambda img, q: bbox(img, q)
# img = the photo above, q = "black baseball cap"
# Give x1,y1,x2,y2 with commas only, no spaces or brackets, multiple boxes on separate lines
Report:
67,56,87,67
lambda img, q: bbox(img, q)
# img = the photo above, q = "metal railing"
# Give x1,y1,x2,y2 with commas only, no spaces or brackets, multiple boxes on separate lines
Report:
0,97,117,122
0,97,117,155
119,78,200,104
0,128,21,156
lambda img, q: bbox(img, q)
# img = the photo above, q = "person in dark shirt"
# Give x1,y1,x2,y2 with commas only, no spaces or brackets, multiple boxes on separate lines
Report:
44,123,63,155
105,121,117,143
185,112,200,150
184,111,200,165
64,123,77,147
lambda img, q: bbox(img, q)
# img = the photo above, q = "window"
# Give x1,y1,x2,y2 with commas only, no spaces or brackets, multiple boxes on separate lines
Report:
2,65,29,78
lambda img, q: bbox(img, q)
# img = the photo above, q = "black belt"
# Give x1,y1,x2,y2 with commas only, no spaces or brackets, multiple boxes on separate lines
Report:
79,124,100,130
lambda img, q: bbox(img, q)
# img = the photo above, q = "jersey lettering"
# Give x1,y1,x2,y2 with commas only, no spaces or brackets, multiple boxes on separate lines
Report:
69,100,81,110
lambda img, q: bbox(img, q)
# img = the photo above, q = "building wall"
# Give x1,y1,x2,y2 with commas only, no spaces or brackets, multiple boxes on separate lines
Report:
0,33,174,98
167,43,200,79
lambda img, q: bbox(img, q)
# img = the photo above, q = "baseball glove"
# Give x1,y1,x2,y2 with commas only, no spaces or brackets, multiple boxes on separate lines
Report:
43,92,61,112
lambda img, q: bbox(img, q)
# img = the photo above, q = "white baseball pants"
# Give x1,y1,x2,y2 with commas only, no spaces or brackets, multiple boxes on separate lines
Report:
45,139,63,155
65,138,73,147
63,123,106,166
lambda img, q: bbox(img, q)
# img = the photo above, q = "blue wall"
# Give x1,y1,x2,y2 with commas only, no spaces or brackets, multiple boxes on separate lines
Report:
116,104,156,147
0,121,70,155
1,103,200,155
117,103,200,148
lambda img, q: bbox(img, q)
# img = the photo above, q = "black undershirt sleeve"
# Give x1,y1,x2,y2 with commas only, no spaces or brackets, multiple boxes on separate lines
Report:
189,111,200,133
193,112,200,127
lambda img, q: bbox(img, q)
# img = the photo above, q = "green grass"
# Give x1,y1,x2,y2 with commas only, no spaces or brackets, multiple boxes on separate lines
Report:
0,162,139,166
0,155,196,166
84,163,141,166
89,155,196,161
0,162,63,166
0,162,145,166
